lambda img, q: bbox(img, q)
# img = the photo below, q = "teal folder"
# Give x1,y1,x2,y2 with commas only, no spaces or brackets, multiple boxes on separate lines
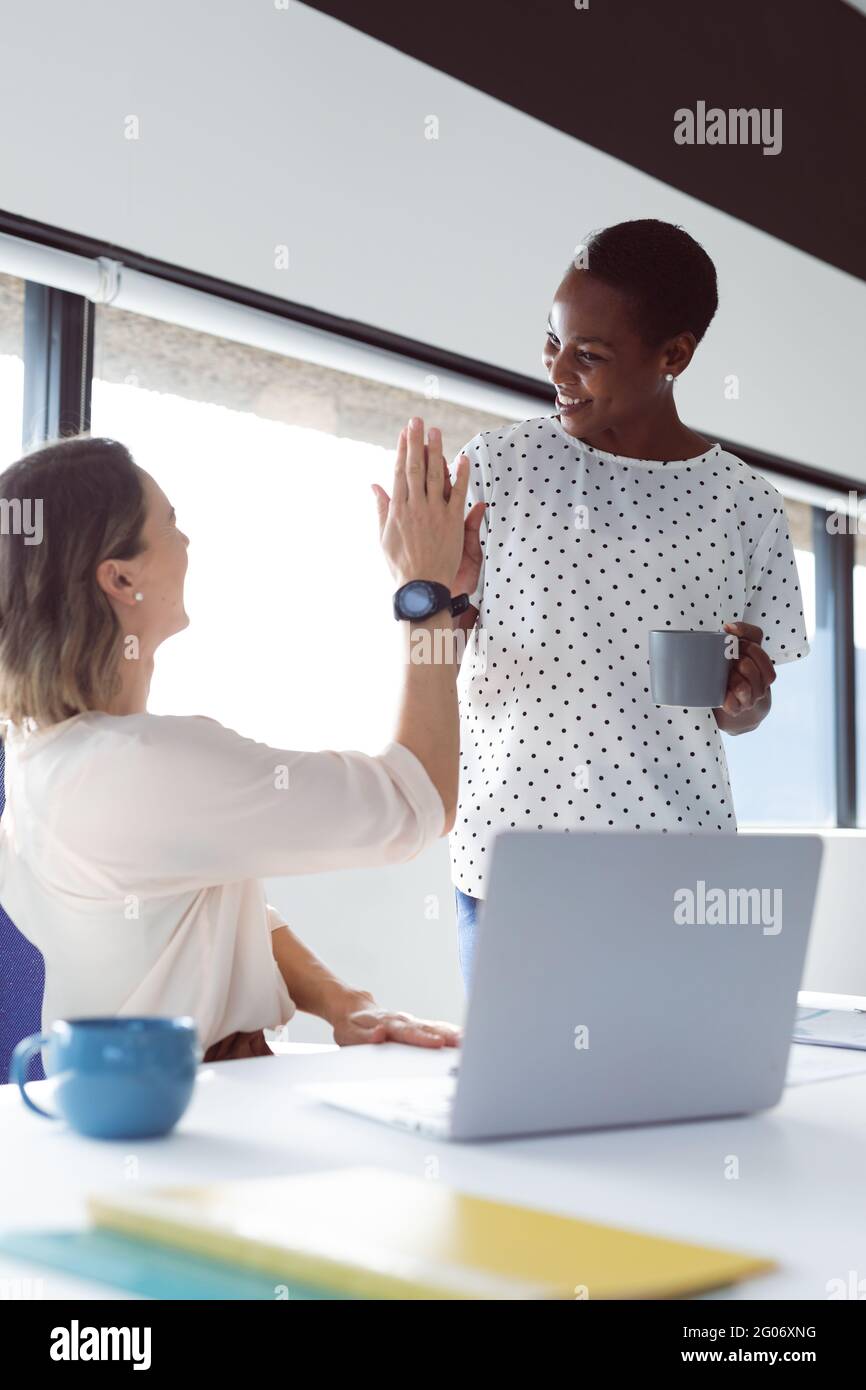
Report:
0,1229,348,1300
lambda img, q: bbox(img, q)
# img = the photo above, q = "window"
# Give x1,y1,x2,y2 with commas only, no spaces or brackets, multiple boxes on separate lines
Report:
91,302,508,752
0,273,25,465
90,297,845,821
1,231,853,828
722,498,836,826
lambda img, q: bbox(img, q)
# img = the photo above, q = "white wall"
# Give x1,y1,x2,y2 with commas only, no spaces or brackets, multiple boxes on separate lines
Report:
2,1,864,478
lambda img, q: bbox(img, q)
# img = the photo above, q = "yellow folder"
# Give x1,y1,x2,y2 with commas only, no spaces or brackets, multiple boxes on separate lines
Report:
88,1166,773,1300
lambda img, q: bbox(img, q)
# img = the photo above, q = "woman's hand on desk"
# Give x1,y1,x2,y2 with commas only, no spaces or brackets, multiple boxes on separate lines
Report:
330,995,461,1049
271,928,460,1048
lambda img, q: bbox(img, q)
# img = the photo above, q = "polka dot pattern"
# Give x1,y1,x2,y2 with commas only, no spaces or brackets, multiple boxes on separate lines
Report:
450,417,810,899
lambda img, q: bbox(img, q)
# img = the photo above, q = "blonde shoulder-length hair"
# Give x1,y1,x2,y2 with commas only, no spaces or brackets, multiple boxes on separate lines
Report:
0,434,146,729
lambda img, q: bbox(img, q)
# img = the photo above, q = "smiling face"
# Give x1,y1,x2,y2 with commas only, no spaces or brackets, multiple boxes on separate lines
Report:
542,268,694,442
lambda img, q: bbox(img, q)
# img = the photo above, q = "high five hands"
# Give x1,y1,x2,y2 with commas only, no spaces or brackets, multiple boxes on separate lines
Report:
372,417,485,599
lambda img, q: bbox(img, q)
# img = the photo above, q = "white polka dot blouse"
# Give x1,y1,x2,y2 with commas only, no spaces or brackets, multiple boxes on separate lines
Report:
450,416,810,899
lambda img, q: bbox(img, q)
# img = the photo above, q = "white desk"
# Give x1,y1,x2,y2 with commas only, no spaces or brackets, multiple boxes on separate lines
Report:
2,1042,865,1300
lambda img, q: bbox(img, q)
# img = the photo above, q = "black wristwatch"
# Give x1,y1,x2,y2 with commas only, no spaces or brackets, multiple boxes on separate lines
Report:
393,580,470,621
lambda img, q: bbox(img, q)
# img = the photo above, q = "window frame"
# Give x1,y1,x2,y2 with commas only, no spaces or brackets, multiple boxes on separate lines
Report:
22,281,94,446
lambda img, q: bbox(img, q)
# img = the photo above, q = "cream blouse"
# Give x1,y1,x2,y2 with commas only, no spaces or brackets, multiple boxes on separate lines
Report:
0,712,444,1050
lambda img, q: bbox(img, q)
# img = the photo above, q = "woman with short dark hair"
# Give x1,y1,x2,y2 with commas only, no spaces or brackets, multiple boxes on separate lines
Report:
448,219,810,985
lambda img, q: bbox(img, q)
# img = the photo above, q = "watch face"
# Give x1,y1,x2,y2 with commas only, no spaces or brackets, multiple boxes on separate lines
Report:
401,582,434,617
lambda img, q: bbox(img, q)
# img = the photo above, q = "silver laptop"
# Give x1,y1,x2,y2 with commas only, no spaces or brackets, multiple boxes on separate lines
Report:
304,831,823,1142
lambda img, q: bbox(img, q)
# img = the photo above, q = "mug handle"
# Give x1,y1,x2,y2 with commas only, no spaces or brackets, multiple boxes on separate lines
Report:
10,1033,56,1119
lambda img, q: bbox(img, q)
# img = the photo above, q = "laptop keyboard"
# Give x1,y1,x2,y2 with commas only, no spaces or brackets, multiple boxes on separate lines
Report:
389,1077,456,1121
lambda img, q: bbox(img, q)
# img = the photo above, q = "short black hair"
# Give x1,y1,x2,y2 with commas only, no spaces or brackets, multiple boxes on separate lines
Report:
574,219,718,349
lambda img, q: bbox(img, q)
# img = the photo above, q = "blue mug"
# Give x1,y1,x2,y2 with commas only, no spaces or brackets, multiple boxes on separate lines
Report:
10,1017,201,1139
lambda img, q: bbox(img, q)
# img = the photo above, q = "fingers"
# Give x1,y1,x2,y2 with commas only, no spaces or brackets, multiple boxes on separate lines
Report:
391,420,455,509
449,454,470,512
406,1018,461,1044
444,450,477,507
381,1015,462,1049
371,483,390,537
380,422,466,588
724,656,770,712
730,656,762,707
405,417,426,503
339,1017,388,1046
725,621,764,646
740,639,776,689
381,1017,443,1048
427,1023,461,1046
392,427,408,507
426,427,445,506
441,457,452,502
723,672,752,712
344,1005,462,1050
722,622,775,712
464,500,486,539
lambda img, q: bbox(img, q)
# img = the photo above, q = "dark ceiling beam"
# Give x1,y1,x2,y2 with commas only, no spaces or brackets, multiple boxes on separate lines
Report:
298,0,865,282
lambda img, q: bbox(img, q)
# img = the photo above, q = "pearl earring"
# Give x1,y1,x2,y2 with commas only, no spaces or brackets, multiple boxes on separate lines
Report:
134,592,144,602
665,372,675,382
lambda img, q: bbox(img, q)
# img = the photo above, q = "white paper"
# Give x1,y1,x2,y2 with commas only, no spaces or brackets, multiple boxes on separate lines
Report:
786,1042,866,1088
793,1007,866,1052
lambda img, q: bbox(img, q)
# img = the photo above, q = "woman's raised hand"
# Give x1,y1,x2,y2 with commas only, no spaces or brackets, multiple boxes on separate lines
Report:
372,417,470,590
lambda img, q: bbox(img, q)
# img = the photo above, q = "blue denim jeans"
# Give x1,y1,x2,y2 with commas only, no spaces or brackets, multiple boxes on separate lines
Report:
455,888,483,991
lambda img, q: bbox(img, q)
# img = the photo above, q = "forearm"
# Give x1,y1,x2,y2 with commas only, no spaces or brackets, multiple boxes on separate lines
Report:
394,610,461,831
270,924,372,1023
714,689,772,735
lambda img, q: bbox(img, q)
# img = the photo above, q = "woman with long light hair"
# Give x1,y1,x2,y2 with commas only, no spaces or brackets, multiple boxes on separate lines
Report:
0,417,468,1060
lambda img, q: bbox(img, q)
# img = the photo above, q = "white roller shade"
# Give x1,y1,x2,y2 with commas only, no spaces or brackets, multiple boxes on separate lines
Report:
0,231,547,423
